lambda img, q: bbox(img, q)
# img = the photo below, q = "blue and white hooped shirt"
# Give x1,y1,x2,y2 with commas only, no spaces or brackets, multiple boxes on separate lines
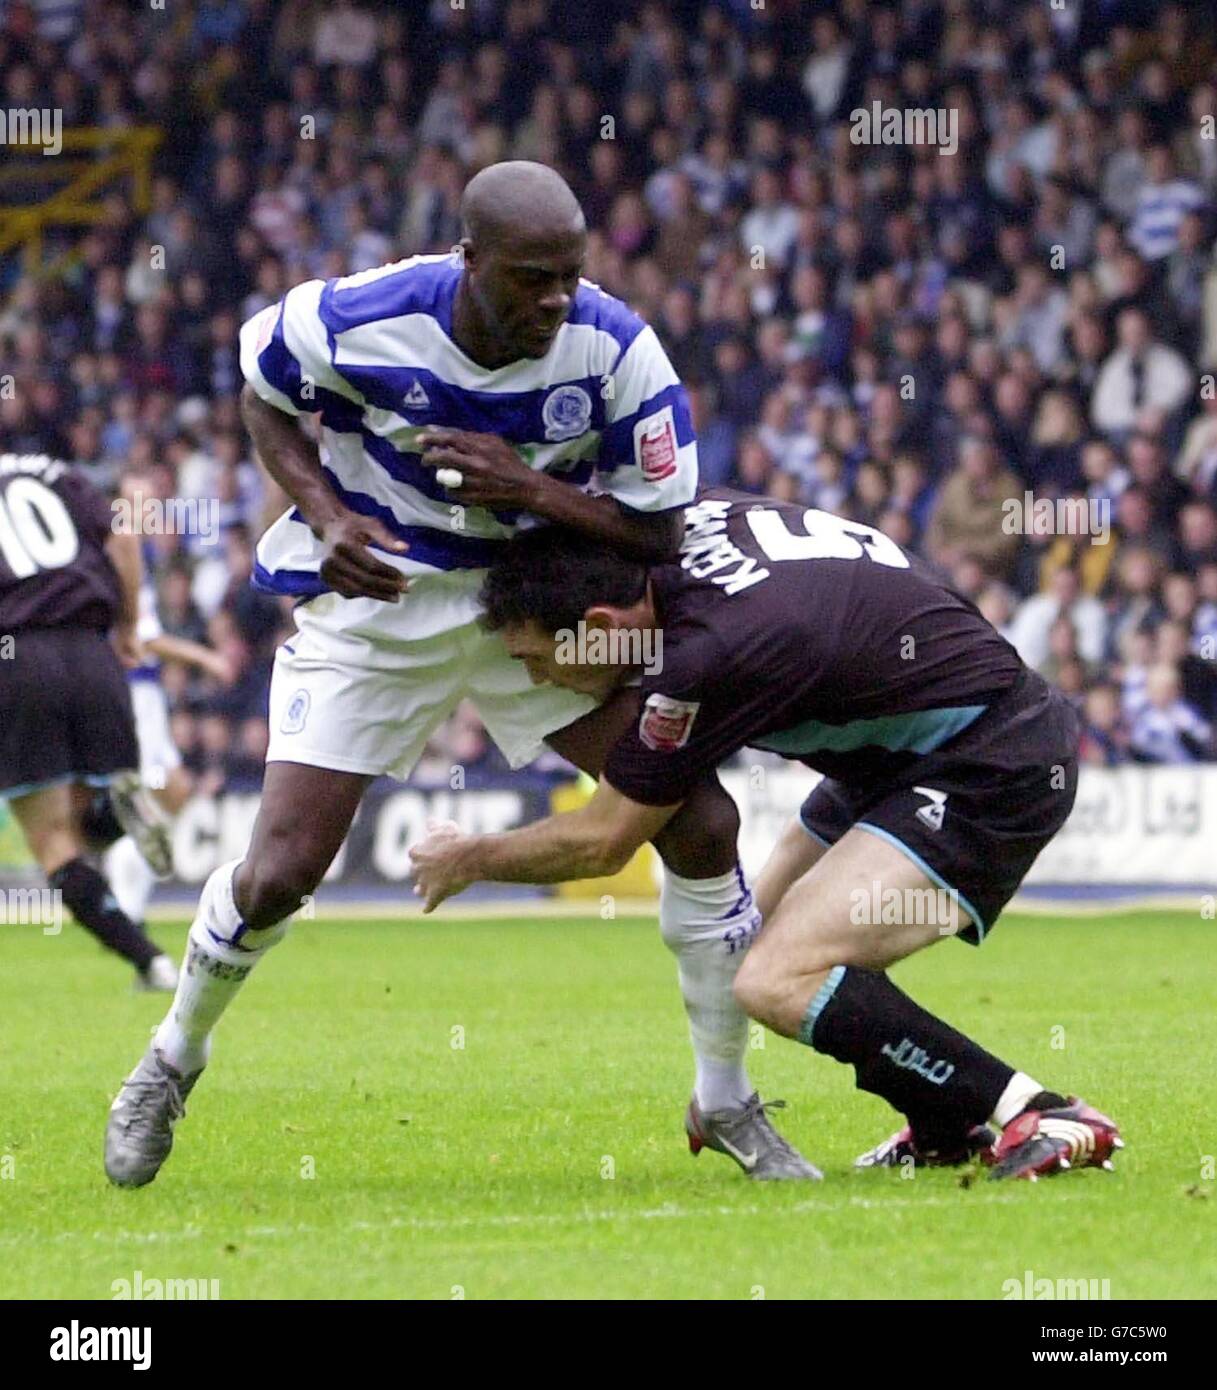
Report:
239,255,698,635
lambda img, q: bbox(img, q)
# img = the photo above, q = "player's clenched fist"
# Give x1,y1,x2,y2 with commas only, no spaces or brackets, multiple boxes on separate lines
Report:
409,819,472,912
316,510,410,603
418,427,541,509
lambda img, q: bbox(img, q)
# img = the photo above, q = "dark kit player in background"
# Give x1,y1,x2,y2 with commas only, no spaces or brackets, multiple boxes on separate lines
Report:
0,453,177,990
412,490,1124,1181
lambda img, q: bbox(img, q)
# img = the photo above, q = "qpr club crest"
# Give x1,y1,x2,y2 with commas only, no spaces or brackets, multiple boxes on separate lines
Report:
280,689,310,735
638,693,700,752
541,384,592,442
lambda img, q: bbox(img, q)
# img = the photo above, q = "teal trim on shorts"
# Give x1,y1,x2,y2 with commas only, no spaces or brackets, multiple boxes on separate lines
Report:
798,818,832,848
753,703,987,757
798,964,846,1045
1,771,114,803
854,821,987,943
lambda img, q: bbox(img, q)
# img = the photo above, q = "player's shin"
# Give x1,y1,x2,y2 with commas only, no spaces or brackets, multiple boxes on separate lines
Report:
801,965,1015,1146
659,866,758,1112
154,859,287,1074
48,857,160,969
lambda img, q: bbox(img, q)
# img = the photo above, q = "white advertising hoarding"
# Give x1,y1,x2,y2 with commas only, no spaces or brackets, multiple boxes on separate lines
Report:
722,764,1215,887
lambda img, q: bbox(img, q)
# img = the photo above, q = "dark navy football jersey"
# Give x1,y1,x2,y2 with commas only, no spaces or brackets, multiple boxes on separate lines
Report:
0,454,122,633
604,488,1025,806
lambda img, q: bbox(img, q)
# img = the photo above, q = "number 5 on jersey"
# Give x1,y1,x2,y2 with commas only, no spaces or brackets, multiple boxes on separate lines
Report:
746,507,909,569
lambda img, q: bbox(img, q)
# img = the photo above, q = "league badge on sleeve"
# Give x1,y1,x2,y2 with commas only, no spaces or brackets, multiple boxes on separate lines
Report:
634,405,679,482
253,303,277,354
639,692,699,752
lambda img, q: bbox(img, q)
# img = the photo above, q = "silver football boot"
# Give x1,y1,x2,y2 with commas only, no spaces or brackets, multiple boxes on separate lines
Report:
685,1092,823,1180
104,1044,203,1187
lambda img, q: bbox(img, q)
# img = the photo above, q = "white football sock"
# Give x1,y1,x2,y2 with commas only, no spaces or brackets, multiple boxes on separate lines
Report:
104,836,157,925
991,1071,1046,1128
659,865,758,1113
154,859,286,1074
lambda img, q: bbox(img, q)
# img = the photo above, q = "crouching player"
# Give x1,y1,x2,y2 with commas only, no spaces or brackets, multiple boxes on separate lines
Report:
411,491,1124,1180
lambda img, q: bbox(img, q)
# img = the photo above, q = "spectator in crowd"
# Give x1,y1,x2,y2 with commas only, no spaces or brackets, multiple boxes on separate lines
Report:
1091,308,1193,440
1008,564,1108,671
1129,663,1214,763
1127,144,1205,264
686,380,736,487
1107,543,1168,661
1157,617,1217,723
924,434,1024,580
1079,681,1130,767
1039,615,1098,690
1175,500,1217,574
1027,390,1086,495
1174,391,1217,496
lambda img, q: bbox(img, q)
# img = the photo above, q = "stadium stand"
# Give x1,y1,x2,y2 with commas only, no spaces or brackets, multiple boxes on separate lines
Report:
3,0,1217,794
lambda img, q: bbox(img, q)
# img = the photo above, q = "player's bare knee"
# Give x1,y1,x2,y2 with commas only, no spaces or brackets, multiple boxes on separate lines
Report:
736,905,842,1017
237,860,316,930
731,950,763,1014
732,948,786,1030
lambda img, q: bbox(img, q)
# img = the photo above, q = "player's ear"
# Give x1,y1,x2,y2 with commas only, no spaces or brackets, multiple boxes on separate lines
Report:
583,605,619,633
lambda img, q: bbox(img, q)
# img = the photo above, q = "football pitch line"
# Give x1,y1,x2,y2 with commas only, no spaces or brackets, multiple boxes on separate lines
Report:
143,894,1202,922
5,1187,1091,1251
143,896,666,922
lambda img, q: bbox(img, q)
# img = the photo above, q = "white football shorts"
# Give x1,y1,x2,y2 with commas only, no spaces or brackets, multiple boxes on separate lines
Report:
264,572,597,779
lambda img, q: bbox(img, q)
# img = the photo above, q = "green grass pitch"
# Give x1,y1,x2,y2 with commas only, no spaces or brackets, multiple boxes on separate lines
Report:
1,909,1213,1300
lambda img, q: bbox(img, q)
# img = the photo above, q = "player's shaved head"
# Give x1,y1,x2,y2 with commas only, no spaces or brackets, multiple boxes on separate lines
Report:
453,161,587,364
461,161,585,248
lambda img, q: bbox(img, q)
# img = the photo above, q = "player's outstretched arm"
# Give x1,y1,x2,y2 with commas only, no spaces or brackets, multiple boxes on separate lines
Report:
240,384,409,602
144,633,234,683
409,781,680,912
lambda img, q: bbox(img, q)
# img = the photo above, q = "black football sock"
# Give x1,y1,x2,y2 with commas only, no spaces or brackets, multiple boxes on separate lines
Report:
799,965,1014,1137
80,790,126,850
1026,1090,1068,1112
48,857,159,970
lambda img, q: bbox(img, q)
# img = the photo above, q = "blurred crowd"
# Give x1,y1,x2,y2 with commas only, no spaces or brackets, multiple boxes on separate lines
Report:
4,0,1217,782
